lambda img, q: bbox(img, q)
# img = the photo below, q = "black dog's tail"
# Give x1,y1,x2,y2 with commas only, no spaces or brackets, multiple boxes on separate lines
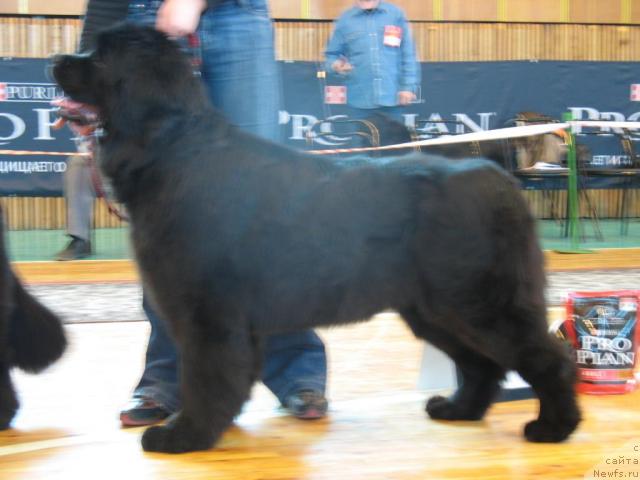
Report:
8,276,67,373
487,169,547,310
0,208,66,372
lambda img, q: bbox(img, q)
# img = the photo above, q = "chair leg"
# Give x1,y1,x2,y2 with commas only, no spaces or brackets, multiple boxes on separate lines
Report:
578,176,603,241
620,184,629,236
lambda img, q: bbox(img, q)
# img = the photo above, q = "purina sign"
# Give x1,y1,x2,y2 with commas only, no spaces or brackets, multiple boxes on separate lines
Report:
0,82,61,102
631,84,640,102
0,59,74,195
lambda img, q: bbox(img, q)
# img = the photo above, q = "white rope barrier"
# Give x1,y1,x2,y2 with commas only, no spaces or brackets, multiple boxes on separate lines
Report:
571,120,640,130
307,120,640,155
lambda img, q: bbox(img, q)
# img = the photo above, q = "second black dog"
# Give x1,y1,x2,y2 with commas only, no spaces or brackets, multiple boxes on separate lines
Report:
0,206,66,429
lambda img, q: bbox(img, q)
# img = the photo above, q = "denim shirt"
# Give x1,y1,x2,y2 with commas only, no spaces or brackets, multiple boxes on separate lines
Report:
324,2,420,109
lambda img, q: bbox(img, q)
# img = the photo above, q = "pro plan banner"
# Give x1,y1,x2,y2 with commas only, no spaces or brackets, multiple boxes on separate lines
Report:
1,57,639,195
285,61,640,168
0,58,73,196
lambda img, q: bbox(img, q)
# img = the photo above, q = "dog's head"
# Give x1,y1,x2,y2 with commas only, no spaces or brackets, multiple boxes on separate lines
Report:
52,23,206,129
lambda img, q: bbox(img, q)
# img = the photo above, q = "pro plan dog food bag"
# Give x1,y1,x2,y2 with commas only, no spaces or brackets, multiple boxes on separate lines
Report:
554,291,640,394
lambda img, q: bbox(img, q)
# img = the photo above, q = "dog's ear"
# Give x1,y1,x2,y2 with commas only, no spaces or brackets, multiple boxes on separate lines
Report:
95,23,207,132
51,53,102,106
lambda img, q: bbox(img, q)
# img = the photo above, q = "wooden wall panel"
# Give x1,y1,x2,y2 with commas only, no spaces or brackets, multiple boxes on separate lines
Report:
504,0,567,23
1,17,638,64
1,17,639,66
0,0,85,15
28,0,86,15
275,21,333,60
393,1,435,21
0,16,81,57
571,0,623,24
271,1,437,20
441,0,499,22
272,0,307,19
2,0,640,24
280,21,640,63
631,0,640,23
0,0,21,14
1,190,635,230
0,198,126,230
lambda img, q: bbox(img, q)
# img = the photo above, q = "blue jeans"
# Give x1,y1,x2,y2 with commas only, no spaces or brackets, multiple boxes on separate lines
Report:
135,297,327,412
127,0,327,412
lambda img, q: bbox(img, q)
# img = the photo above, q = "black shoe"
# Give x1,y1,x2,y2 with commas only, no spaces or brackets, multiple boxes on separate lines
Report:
55,237,91,261
283,390,328,420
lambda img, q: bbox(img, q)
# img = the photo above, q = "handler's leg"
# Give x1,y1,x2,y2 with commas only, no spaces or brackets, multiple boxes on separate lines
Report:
121,299,328,425
120,294,179,426
263,332,328,419
56,155,94,260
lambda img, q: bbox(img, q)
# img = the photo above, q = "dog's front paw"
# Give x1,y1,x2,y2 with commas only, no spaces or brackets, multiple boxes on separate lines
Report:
0,389,19,430
524,418,578,443
426,395,460,420
0,413,14,431
141,423,213,453
425,395,483,421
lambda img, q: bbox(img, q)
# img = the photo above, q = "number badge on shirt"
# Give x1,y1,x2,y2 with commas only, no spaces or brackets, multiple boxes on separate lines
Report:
383,25,402,47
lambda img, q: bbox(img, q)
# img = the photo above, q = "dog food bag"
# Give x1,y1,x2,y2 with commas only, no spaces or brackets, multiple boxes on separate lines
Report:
561,291,640,394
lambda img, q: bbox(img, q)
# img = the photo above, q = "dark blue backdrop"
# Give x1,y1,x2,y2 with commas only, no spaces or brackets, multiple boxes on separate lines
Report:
1,58,638,195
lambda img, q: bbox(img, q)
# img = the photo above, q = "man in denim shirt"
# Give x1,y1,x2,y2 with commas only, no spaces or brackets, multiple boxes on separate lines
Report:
325,0,420,120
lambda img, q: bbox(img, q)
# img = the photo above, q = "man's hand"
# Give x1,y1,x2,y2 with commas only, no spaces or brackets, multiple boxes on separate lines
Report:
156,0,207,37
331,58,353,75
397,91,416,105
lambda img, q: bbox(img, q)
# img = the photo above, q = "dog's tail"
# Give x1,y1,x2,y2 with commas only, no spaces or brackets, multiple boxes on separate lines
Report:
8,275,67,373
489,169,547,309
0,208,67,372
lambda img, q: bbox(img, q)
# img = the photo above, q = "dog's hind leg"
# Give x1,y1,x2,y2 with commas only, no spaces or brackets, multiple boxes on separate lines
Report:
425,354,504,421
401,308,505,421
141,326,256,453
513,330,581,443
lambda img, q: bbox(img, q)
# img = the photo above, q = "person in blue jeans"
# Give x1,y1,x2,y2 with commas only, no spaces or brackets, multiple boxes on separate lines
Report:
78,0,328,425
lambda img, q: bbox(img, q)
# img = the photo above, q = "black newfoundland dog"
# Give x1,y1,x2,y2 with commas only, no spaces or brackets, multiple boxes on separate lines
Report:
0,206,67,429
53,24,580,453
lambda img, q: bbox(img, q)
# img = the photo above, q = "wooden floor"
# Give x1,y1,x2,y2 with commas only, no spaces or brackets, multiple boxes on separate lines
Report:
3,252,640,479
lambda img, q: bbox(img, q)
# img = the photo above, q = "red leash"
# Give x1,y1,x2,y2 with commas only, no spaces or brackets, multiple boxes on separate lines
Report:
86,136,129,222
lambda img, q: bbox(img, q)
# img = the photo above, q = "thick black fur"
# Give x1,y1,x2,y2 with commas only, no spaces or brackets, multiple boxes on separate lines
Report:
52,24,580,453
0,206,67,429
